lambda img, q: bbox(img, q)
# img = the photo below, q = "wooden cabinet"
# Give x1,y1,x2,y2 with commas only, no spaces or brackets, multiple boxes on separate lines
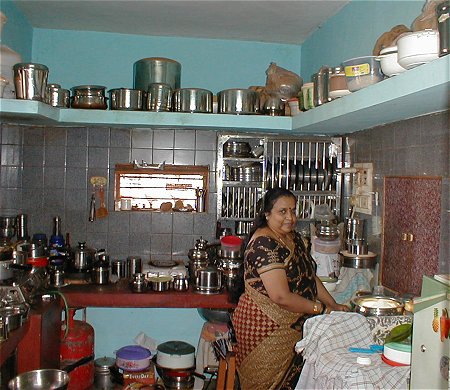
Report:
381,176,441,295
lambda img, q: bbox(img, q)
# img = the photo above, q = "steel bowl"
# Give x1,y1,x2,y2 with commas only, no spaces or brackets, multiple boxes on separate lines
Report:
172,88,213,113
217,88,260,115
351,295,405,316
197,308,231,324
9,369,69,390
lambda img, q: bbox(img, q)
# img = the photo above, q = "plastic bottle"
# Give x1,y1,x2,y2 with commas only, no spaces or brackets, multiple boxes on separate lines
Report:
0,11,22,98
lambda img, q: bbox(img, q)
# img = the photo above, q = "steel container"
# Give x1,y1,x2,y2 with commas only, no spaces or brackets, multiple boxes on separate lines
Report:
45,87,70,108
194,266,222,294
13,63,49,101
134,57,181,91
71,85,108,109
351,295,405,316
108,88,146,111
172,88,213,113
147,83,172,112
217,89,260,114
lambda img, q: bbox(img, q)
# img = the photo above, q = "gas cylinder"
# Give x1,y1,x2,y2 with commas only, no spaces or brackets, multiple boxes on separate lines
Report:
60,308,95,390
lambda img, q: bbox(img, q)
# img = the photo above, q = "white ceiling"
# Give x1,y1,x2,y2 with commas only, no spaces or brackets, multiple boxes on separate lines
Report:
12,0,350,44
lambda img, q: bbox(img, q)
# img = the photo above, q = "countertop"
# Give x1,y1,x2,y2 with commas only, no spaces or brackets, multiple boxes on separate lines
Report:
58,279,236,309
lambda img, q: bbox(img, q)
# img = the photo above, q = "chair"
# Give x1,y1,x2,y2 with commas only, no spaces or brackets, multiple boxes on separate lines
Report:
216,351,236,390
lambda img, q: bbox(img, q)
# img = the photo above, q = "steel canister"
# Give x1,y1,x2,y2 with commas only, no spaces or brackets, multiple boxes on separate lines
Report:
127,256,142,277
94,357,116,389
13,63,49,101
312,66,331,107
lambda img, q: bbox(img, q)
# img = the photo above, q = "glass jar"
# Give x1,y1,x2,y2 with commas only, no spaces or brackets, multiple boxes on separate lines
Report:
329,66,350,99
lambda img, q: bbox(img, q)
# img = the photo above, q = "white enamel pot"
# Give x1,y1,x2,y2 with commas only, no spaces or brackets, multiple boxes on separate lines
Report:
375,46,407,77
396,29,440,69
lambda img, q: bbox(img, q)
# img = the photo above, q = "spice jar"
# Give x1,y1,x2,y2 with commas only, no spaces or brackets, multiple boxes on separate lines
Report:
329,66,350,99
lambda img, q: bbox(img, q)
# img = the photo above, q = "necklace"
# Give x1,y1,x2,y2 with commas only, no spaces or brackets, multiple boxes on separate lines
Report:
268,226,293,250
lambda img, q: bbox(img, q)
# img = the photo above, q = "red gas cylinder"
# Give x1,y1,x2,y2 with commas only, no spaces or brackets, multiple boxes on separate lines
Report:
60,307,95,390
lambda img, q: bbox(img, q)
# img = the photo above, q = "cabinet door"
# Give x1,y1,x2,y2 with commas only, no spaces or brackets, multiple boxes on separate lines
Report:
382,177,441,295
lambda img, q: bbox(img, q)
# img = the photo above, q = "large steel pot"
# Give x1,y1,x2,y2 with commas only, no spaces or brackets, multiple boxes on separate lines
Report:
217,89,260,114
134,57,181,91
172,88,213,113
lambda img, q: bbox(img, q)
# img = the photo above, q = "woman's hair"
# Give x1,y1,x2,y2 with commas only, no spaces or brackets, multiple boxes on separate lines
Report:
246,188,296,243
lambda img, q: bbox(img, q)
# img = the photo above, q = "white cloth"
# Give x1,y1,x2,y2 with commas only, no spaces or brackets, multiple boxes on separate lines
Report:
295,312,410,390
331,268,373,305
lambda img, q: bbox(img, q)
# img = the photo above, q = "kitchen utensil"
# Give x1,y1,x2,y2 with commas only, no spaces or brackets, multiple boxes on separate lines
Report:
344,217,366,242
91,263,109,285
351,295,405,316
8,369,69,390
194,266,223,294
147,82,172,112
127,256,142,276
93,357,115,390
343,56,384,91
195,187,206,212
45,86,70,107
396,29,440,69
312,66,331,106
172,274,189,291
383,342,411,365
13,63,49,101
96,185,108,219
0,306,24,331
172,88,213,113
312,236,341,254
154,364,196,390
148,275,173,291
217,88,260,114
88,193,96,222
111,259,127,279
134,57,181,91
116,345,152,371
375,46,407,77
131,272,147,292
348,239,368,255
328,66,350,99
341,250,377,269
437,1,450,57
223,140,251,157
72,241,93,271
263,96,284,116
71,85,108,109
197,308,231,324
156,341,196,369
108,88,146,110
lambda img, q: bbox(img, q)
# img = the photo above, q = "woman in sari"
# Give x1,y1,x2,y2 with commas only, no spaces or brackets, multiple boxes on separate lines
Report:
232,188,349,390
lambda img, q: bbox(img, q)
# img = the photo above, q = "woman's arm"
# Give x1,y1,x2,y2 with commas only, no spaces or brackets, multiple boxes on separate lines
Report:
260,269,325,315
315,276,350,312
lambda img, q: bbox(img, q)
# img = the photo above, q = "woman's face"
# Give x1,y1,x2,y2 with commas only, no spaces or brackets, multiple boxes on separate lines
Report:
265,195,297,235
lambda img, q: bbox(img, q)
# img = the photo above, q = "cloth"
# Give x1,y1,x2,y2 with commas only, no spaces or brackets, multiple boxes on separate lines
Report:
232,231,318,389
295,312,410,389
331,268,373,305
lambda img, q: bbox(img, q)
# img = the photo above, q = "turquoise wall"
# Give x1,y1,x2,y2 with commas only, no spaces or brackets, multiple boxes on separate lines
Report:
32,29,301,93
301,0,425,80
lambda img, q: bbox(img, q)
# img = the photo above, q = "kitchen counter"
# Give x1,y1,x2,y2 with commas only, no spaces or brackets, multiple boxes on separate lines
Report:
59,280,236,309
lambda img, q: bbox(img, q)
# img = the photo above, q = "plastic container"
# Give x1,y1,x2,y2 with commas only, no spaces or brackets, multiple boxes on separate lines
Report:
312,236,341,254
342,56,384,92
220,235,242,252
375,46,407,77
300,82,314,111
328,66,351,98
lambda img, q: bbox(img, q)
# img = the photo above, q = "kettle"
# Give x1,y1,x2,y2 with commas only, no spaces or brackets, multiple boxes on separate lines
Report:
72,242,93,271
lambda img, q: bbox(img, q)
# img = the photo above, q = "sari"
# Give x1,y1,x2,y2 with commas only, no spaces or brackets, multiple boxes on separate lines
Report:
232,232,317,390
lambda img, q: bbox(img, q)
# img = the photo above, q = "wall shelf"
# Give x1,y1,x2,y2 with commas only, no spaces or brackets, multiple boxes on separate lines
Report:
1,56,448,135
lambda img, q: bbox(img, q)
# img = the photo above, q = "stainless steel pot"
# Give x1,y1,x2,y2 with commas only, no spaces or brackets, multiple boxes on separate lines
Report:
108,88,146,111
71,85,108,109
13,63,49,101
134,57,181,91
172,88,213,113
91,263,109,285
223,140,251,157
147,83,172,112
217,89,260,114
9,369,69,390
341,251,376,269
148,275,172,292
131,273,147,293
72,242,93,272
194,266,222,294
0,306,24,332
0,259,14,281
173,274,189,291
45,87,70,108
351,295,405,316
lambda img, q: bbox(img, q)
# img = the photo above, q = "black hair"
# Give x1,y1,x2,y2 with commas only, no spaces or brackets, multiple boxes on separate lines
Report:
246,188,296,244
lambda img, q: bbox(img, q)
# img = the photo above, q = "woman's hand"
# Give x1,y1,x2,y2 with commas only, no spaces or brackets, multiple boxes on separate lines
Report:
328,302,351,312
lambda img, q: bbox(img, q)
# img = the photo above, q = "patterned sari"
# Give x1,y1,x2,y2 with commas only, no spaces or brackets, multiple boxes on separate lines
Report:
232,232,317,390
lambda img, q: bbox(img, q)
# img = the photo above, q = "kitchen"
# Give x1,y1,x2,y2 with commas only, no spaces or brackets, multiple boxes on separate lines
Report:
0,0,449,388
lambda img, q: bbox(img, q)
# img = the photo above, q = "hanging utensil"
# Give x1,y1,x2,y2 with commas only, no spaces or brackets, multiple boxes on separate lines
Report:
96,185,108,219
88,193,96,222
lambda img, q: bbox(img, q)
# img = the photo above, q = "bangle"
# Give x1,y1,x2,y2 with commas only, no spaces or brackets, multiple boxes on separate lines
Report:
312,302,321,314
321,304,328,314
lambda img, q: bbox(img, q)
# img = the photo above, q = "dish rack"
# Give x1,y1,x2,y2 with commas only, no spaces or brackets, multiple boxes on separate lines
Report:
217,133,344,235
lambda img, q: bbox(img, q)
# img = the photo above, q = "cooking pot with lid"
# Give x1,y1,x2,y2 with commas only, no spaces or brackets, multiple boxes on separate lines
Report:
194,266,222,294
217,88,260,115
156,341,195,369
172,88,213,113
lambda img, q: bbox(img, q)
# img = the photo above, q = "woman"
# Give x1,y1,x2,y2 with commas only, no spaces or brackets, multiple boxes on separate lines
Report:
232,188,349,390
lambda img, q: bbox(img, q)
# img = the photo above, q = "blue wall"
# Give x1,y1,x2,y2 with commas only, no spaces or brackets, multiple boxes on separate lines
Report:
32,29,301,93
301,0,425,80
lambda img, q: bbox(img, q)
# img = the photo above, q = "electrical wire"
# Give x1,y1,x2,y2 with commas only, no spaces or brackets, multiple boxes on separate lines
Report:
46,290,69,339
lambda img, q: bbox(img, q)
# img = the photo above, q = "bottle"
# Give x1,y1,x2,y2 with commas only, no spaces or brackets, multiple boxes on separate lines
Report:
0,12,22,98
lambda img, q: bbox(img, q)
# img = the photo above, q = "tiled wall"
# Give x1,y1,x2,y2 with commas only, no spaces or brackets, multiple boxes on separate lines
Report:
0,125,218,263
349,111,449,275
